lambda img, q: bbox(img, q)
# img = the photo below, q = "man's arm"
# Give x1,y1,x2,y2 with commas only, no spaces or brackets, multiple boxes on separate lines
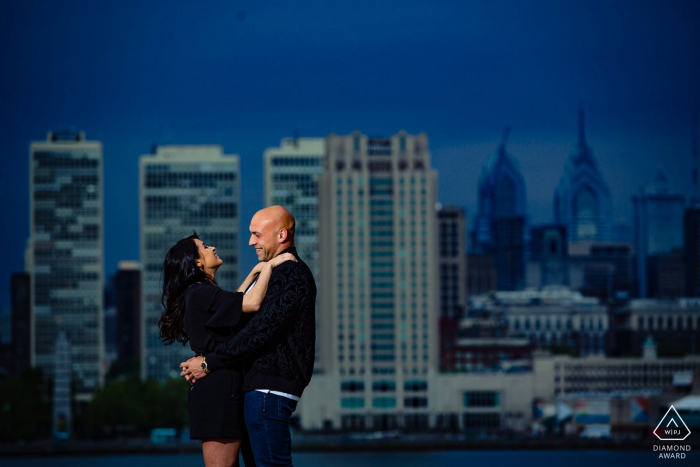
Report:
207,263,310,370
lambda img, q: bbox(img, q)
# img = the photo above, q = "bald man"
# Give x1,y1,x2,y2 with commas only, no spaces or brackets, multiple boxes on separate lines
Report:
181,206,317,467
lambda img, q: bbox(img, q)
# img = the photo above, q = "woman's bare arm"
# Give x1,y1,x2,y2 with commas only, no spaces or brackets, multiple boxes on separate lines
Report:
241,253,296,312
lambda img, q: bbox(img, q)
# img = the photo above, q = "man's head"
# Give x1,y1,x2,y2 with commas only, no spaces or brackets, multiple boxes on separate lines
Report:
248,205,296,262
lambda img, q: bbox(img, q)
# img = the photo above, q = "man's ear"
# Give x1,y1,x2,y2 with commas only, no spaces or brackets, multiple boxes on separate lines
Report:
278,228,288,243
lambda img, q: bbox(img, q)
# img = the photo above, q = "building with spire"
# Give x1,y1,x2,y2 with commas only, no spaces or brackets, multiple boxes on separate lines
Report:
554,106,612,243
472,127,527,291
633,168,685,298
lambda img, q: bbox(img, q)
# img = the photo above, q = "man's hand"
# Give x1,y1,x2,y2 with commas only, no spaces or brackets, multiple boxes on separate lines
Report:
180,356,208,385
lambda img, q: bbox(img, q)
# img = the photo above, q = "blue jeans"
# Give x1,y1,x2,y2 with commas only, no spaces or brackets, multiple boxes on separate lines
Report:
244,391,298,467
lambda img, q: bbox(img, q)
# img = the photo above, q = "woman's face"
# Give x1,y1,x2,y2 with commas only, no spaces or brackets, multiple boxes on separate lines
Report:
193,238,223,272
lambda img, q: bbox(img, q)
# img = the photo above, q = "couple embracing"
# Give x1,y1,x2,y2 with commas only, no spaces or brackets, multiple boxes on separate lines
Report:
159,206,316,467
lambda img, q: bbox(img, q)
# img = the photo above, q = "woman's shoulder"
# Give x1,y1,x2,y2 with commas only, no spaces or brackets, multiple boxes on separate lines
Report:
185,282,220,306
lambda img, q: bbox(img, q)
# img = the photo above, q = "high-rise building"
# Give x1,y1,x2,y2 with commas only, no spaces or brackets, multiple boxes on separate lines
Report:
139,145,239,380
466,254,498,295
685,207,700,297
438,206,467,320
554,106,612,243
527,225,568,288
11,272,31,376
633,168,685,298
263,138,325,370
114,261,141,368
28,130,104,400
569,242,635,299
472,129,527,291
317,131,439,430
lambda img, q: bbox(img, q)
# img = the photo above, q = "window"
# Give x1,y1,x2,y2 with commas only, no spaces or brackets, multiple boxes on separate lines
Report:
341,397,365,409
463,391,499,408
373,397,396,409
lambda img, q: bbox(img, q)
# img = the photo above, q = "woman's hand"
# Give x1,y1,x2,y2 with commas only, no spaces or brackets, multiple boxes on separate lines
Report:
269,252,297,268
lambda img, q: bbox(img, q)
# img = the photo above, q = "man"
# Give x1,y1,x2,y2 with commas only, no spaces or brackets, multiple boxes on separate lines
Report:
180,206,316,467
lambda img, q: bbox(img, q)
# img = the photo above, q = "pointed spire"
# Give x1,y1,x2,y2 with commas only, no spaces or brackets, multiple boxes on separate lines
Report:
578,102,586,147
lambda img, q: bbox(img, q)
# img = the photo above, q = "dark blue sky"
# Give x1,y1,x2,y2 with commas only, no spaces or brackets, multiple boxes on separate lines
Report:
1,0,699,313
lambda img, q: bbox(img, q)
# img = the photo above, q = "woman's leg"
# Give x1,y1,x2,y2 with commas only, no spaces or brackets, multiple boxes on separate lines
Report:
202,438,242,467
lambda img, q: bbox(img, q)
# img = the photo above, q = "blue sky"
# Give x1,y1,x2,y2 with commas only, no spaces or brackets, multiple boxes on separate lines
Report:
1,0,699,313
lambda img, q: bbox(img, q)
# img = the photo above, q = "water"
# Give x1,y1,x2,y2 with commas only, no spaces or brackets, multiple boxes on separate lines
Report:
0,450,690,467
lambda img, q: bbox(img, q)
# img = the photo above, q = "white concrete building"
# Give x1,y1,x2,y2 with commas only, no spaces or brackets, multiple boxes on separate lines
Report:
263,137,325,370
314,131,439,430
139,145,239,380
28,130,104,401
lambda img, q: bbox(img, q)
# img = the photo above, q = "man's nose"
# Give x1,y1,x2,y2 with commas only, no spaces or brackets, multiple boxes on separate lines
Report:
249,236,255,246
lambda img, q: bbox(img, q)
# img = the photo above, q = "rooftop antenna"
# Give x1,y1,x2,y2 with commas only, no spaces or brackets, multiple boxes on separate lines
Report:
293,129,300,148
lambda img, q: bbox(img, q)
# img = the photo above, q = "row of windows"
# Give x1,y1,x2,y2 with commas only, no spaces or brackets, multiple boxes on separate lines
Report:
512,317,605,331
340,397,428,410
637,315,700,330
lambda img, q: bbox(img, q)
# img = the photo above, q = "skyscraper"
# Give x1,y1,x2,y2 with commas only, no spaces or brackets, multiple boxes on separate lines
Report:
438,206,467,320
28,130,104,400
318,131,438,430
11,272,31,377
264,137,325,370
554,106,612,243
633,168,685,297
139,145,239,380
114,261,141,367
472,128,527,291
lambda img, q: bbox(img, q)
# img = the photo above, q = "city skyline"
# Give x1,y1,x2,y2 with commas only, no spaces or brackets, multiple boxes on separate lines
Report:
2,1,700,312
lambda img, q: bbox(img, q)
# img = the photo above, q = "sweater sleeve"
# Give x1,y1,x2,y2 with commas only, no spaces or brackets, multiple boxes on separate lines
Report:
205,263,306,371
203,289,244,342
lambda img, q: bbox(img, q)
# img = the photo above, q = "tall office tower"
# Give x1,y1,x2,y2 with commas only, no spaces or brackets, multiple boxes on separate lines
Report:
466,253,498,294
633,169,685,297
28,130,104,400
438,206,467,320
140,145,240,380
318,131,439,430
685,208,700,297
114,261,141,368
472,128,527,290
11,272,31,376
264,137,325,370
554,105,612,243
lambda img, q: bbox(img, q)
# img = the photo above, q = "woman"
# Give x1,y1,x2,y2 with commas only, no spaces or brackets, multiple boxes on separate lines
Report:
159,233,295,467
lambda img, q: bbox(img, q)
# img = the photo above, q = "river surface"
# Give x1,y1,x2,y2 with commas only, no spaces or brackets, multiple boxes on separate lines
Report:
0,450,690,466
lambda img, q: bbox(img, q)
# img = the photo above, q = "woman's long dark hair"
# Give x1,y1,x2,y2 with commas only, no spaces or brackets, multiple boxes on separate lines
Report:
159,232,217,345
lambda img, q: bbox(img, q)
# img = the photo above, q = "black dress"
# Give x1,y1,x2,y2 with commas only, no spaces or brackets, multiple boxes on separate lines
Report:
183,282,249,440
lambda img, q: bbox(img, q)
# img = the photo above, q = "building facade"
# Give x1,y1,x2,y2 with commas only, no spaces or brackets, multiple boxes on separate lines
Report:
263,137,325,370
28,130,104,400
633,168,685,298
554,106,612,243
685,207,700,297
114,261,141,368
472,130,527,291
317,131,439,430
613,298,700,357
139,145,239,380
438,206,467,320
527,224,568,289
11,272,31,377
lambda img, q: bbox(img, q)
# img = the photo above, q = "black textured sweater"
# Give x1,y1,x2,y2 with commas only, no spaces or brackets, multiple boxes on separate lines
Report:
205,247,317,397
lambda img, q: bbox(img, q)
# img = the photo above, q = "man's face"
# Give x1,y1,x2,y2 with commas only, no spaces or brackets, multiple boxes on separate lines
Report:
248,215,279,262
